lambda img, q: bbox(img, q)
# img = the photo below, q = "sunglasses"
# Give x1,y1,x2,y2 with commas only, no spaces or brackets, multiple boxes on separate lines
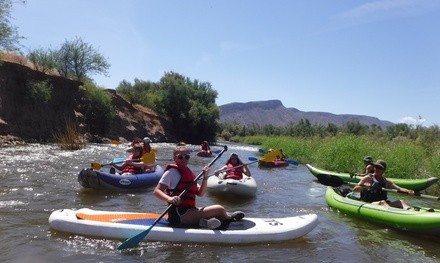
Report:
176,154,190,160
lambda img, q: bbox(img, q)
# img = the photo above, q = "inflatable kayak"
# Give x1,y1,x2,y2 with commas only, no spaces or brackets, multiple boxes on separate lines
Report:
77,165,164,190
207,174,257,197
306,164,438,191
48,208,319,244
326,187,440,235
259,159,289,168
196,150,212,157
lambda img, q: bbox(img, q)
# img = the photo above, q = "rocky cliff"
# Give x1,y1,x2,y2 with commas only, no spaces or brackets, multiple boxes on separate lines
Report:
219,100,393,128
0,61,175,145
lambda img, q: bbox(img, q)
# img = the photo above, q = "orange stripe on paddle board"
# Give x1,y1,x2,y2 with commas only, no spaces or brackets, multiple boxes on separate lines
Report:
76,212,167,222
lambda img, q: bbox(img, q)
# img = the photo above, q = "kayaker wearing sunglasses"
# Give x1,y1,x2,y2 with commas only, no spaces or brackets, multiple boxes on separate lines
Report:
154,143,245,229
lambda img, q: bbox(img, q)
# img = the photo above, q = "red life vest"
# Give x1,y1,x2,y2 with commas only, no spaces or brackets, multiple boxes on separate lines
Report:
225,163,244,180
125,154,148,171
201,144,210,151
164,164,197,208
122,163,143,174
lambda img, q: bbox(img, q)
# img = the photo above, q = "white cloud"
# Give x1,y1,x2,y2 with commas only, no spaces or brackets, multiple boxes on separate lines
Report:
336,0,440,23
399,116,426,126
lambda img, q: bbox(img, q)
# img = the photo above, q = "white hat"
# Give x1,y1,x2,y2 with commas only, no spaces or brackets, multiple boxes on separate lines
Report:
143,137,152,143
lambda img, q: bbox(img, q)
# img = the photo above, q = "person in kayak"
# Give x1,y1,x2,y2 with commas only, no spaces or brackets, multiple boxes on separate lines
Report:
111,144,148,175
126,137,153,157
199,140,212,155
354,156,375,177
353,160,415,209
215,153,251,180
154,144,245,229
142,137,153,154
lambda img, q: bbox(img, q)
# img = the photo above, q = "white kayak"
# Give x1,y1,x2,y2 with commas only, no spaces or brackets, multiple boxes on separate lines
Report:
48,208,319,244
207,174,257,197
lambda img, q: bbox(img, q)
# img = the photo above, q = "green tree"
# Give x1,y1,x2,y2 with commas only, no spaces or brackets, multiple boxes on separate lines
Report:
82,82,115,136
156,72,219,143
27,47,57,73
0,0,24,52
55,37,110,82
117,78,157,106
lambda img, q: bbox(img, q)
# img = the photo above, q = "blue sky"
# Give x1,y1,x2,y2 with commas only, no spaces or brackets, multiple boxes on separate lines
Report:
11,0,440,126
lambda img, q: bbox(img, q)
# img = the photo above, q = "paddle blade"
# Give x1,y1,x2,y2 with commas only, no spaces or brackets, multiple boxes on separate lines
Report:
316,174,345,187
140,152,156,164
286,159,299,166
111,140,120,145
91,162,102,170
258,149,267,154
248,157,258,161
117,225,153,250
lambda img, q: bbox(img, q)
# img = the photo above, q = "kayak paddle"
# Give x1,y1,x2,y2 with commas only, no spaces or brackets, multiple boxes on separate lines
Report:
210,159,259,177
316,174,440,200
117,145,228,250
91,152,156,170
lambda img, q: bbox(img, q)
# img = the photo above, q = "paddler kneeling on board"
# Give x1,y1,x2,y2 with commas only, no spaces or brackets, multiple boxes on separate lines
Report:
154,144,245,229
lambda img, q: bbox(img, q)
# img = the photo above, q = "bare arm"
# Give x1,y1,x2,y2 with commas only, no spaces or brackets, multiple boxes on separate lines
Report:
353,176,371,192
215,165,228,176
196,166,210,196
386,180,414,195
243,165,251,177
154,183,181,205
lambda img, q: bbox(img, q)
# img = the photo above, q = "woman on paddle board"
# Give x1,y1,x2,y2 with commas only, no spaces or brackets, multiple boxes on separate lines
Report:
154,144,245,229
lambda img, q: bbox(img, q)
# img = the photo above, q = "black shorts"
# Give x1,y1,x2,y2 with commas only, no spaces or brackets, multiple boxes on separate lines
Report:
167,206,193,225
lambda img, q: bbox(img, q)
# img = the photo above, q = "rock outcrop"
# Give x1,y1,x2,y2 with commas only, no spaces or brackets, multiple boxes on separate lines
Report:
219,100,393,128
0,61,175,145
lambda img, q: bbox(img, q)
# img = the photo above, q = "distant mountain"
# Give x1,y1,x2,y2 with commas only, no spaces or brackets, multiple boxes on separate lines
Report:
219,100,393,128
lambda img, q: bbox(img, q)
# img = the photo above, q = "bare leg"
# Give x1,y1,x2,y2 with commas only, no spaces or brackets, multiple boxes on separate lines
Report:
388,200,410,209
180,205,231,226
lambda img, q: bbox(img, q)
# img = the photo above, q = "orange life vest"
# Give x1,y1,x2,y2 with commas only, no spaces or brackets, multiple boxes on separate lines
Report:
164,164,197,208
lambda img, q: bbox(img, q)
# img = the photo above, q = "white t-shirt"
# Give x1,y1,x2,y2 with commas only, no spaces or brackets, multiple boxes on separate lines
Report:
159,167,183,189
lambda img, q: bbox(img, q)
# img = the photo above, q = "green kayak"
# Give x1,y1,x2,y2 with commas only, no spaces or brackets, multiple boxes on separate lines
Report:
306,164,438,191
325,187,440,235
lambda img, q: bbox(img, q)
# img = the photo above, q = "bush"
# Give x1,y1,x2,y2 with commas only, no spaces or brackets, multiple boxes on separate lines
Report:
25,80,52,103
53,120,85,150
83,82,115,135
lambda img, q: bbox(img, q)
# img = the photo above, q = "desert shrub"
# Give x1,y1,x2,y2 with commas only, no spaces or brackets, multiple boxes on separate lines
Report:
83,82,115,136
25,80,52,103
53,120,85,150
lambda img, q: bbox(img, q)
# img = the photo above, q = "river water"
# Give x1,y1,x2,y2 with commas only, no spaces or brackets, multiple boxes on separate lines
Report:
0,142,439,263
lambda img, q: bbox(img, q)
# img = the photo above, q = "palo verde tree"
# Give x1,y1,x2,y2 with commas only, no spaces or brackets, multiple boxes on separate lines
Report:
55,37,110,82
0,0,24,52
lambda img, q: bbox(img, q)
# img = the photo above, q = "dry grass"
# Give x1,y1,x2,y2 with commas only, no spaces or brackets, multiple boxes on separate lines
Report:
53,120,85,150
0,52,34,68
0,52,60,76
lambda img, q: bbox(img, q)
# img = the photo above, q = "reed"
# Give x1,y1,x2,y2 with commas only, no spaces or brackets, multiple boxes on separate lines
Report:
242,135,440,194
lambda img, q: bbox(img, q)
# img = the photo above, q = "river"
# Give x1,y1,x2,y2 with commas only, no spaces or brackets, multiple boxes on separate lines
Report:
0,142,439,263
